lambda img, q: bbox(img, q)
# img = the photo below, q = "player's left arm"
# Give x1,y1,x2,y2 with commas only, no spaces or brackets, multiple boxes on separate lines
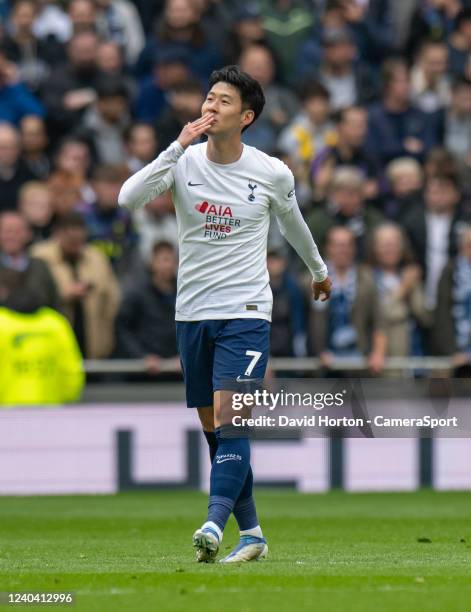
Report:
271,164,332,302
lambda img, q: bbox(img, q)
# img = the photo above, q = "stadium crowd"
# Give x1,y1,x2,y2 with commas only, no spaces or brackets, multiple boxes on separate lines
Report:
1,0,471,378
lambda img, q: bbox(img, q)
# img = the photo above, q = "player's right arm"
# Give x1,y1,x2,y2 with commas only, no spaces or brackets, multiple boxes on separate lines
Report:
118,113,215,210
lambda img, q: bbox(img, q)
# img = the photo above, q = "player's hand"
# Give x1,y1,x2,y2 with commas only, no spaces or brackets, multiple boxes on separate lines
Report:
177,113,215,149
312,276,332,301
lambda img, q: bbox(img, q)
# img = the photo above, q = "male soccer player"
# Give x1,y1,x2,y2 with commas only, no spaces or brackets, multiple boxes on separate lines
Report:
119,66,331,563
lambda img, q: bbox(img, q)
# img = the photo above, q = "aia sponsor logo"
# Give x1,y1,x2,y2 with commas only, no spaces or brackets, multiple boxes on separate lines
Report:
195,201,233,217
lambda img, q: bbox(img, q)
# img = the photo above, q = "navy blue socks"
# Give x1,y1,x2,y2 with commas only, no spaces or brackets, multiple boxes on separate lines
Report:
206,428,251,531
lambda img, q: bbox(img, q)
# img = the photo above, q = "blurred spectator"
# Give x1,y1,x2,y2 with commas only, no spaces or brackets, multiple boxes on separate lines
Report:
402,174,467,309
0,45,45,124
20,115,50,179
96,40,136,99
0,122,37,211
369,223,431,357
260,0,313,85
423,146,460,181
68,0,97,33
116,240,178,373
278,81,337,178
47,170,84,217
239,42,299,153
81,76,131,164
433,224,471,372
441,77,471,167
448,8,471,78
0,280,84,406
406,0,462,59
132,191,178,263
267,249,307,357
53,136,94,203
32,212,120,358
308,226,387,374
78,163,136,276
223,4,267,65
155,79,204,150
2,0,64,92
381,157,424,221
311,105,378,202
41,30,102,138
18,181,54,242
306,166,384,257
135,48,192,123
366,58,439,167
410,40,451,113
136,0,221,81
0,210,59,309
312,27,377,111
94,0,145,65
124,122,158,174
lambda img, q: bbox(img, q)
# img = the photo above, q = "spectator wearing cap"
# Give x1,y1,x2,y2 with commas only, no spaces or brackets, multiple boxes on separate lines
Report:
305,27,377,111
0,122,38,211
116,240,179,374
0,46,45,125
306,166,384,258
278,81,337,179
135,48,192,123
366,58,439,168
155,79,205,150
135,0,221,82
81,77,131,164
78,164,136,277
0,210,59,310
41,30,103,138
32,212,120,359
267,249,308,357
239,42,299,154
311,105,379,202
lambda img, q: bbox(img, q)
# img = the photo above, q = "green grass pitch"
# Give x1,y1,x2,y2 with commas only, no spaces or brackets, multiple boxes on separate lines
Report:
0,490,470,612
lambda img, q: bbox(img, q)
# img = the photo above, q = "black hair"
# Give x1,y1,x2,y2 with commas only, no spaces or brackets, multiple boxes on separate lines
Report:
152,240,176,256
298,80,330,103
123,121,157,144
455,8,471,30
208,65,265,132
452,75,471,91
96,77,129,100
54,211,87,232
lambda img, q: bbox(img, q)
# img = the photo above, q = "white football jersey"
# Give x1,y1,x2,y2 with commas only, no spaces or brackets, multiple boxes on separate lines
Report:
119,140,326,322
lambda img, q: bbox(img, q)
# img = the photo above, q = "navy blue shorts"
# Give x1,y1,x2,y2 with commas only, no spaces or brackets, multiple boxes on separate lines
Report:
176,318,270,408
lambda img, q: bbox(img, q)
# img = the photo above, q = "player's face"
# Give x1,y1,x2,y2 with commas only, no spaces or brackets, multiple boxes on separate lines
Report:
201,82,253,135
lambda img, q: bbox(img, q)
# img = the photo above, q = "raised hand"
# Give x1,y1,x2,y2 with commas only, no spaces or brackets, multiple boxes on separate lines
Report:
177,113,215,149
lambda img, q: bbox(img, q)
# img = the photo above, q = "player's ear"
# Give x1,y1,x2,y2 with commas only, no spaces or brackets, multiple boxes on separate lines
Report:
241,109,254,129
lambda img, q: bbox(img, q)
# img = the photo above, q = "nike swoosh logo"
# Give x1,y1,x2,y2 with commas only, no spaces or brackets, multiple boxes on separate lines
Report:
236,376,258,382
216,457,239,464
287,189,295,198
188,181,203,186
